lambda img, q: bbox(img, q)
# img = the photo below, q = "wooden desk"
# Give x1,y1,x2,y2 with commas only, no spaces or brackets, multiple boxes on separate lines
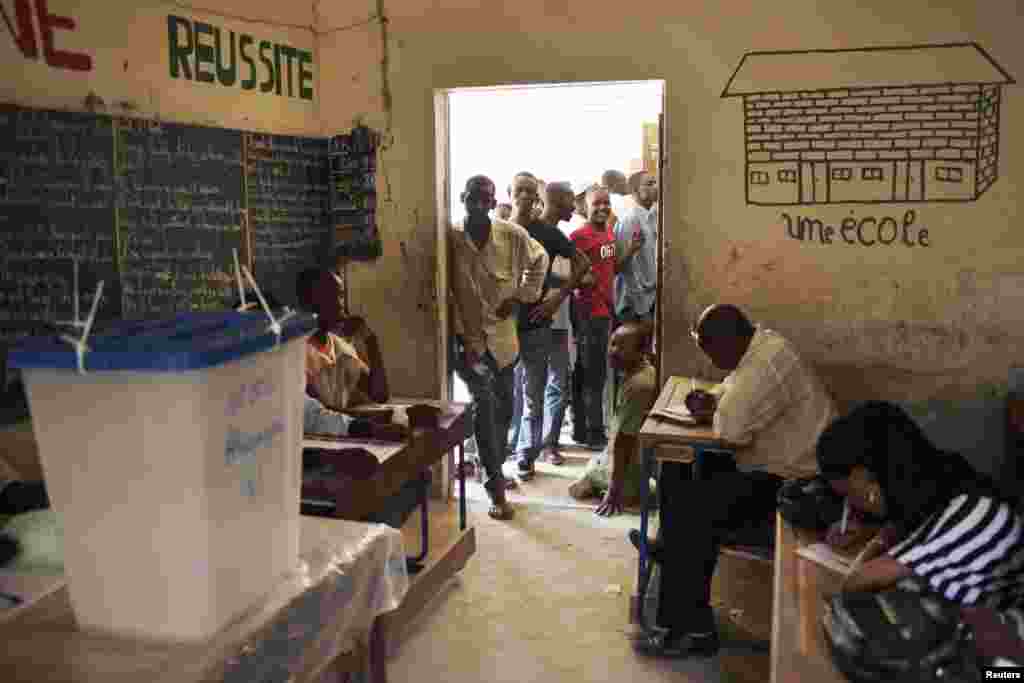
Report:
771,514,861,683
633,376,742,623
303,400,475,657
345,399,473,511
0,518,407,683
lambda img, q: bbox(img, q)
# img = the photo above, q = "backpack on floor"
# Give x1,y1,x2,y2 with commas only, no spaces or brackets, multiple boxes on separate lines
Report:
776,475,845,531
822,587,981,683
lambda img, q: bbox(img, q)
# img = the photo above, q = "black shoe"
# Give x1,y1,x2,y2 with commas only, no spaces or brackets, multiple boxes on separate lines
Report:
516,458,535,481
629,529,664,563
633,629,720,658
585,436,608,451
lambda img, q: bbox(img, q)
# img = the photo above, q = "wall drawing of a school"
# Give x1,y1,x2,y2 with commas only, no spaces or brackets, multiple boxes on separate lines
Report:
721,43,1015,205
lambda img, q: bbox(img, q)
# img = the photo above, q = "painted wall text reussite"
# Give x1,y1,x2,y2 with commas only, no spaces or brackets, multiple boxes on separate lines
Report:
167,15,314,101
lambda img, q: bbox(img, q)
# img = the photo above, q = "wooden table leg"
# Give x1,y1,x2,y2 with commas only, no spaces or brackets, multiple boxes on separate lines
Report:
797,556,820,657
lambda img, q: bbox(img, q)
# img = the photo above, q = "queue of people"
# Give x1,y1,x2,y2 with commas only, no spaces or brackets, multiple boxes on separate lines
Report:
446,169,662,518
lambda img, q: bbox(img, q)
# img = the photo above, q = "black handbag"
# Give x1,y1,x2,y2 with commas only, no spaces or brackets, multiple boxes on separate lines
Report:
776,475,845,531
823,587,981,682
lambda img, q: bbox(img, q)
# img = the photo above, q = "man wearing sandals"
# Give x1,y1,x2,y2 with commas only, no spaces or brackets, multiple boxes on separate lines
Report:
450,175,549,520
511,178,592,482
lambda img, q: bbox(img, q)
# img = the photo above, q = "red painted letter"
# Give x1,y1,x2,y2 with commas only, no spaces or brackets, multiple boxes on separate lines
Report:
11,0,38,58
35,0,92,71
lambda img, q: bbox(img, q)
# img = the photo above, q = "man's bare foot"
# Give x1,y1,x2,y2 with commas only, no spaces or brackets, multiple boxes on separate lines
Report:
488,490,515,520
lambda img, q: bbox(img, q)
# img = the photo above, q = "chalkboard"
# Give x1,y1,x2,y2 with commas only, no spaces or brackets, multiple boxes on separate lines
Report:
116,118,243,317
329,129,378,246
0,106,119,327
246,133,330,306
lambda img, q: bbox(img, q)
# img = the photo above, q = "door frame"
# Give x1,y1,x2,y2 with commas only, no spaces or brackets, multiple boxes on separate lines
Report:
435,81,667,399
434,89,452,402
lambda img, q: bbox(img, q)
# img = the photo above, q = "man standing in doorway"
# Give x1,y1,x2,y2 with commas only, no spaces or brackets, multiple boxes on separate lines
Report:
450,175,549,520
570,185,619,450
507,172,540,462
615,171,659,324
602,169,635,232
512,179,591,479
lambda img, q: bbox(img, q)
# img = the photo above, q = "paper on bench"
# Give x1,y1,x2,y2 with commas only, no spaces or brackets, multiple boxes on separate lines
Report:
648,406,699,426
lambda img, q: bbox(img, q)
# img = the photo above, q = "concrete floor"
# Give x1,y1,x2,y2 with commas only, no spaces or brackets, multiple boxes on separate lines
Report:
387,449,771,683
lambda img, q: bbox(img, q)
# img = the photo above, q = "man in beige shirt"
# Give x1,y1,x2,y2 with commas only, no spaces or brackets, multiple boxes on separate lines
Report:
635,304,836,658
450,174,549,520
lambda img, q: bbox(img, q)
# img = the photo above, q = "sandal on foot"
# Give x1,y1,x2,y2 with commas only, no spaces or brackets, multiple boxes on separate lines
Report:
488,500,515,520
543,449,565,466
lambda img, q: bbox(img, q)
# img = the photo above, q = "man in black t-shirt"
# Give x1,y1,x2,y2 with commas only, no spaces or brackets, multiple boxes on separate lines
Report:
509,175,591,480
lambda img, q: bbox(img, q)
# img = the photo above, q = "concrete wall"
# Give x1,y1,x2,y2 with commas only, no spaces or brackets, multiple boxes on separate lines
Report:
316,0,1023,413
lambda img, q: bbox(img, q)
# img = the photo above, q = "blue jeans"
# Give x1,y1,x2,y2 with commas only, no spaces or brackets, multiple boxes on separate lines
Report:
543,329,570,449
453,343,515,494
508,362,523,455
578,316,611,440
515,327,554,465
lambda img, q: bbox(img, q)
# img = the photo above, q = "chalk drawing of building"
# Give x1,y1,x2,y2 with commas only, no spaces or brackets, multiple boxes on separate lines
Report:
721,43,1014,205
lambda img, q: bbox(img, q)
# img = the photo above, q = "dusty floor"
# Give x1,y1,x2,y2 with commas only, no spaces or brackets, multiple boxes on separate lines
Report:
388,447,771,683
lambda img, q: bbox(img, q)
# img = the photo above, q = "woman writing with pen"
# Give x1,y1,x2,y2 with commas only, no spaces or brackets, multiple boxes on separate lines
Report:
816,401,1024,659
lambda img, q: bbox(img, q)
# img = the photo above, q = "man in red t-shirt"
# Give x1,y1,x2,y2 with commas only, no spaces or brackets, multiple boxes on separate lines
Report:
570,186,618,449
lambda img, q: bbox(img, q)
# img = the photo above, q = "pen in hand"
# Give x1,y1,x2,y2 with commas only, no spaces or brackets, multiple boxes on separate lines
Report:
840,498,850,535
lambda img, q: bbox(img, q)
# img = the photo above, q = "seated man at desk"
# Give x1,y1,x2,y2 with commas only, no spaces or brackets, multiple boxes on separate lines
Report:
568,321,657,516
297,267,391,407
296,267,404,441
635,303,836,658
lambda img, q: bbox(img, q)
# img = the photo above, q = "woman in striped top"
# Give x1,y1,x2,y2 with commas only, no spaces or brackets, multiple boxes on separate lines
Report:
815,401,1024,656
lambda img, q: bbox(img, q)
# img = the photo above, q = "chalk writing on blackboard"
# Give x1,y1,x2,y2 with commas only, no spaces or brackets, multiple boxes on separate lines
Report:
116,119,243,317
0,107,118,323
246,133,330,305
721,42,1015,206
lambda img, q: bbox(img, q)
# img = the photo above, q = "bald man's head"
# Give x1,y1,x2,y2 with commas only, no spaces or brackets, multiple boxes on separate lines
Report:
461,175,497,223
543,181,575,222
602,170,629,196
692,304,755,370
609,319,653,371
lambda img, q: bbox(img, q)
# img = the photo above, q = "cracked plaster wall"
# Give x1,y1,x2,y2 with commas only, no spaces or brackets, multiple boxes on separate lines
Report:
319,0,1024,415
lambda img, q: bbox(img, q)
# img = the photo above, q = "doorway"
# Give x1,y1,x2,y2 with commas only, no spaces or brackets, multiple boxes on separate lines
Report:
434,80,666,416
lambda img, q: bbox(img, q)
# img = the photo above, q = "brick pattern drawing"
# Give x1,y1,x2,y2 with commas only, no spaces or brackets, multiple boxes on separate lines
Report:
721,43,1014,205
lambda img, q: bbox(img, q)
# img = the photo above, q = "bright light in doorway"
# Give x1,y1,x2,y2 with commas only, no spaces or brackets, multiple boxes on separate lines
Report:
447,80,664,223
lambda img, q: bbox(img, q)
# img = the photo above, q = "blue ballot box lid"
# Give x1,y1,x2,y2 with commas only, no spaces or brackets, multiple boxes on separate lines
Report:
8,311,317,373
